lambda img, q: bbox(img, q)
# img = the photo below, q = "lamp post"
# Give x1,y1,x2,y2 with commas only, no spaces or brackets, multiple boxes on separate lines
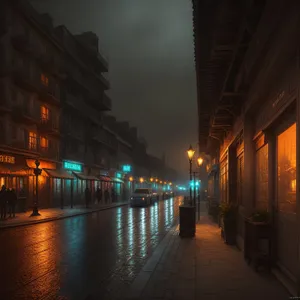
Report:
197,157,203,220
31,159,42,216
187,145,195,206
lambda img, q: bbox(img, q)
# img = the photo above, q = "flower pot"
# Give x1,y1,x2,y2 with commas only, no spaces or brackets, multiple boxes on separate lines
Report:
222,217,236,245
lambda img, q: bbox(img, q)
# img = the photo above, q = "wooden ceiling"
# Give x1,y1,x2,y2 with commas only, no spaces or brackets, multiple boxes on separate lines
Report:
192,0,266,153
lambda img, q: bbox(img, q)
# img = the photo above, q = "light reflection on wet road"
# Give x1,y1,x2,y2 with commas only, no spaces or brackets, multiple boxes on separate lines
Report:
0,197,181,300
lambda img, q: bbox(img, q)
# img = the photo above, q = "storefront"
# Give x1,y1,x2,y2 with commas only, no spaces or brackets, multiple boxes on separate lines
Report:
253,63,298,283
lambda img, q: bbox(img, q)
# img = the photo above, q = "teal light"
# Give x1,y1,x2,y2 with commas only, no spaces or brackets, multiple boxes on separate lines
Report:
63,161,82,172
122,165,131,172
116,172,122,178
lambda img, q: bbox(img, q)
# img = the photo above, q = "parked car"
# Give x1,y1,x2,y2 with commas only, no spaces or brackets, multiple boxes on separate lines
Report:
130,188,153,207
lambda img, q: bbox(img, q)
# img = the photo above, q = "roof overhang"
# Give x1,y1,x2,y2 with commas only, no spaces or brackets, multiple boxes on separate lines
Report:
193,0,266,153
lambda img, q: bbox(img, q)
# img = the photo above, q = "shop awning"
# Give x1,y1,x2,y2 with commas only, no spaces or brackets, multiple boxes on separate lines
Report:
99,176,111,182
111,177,124,184
72,172,99,181
44,169,74,180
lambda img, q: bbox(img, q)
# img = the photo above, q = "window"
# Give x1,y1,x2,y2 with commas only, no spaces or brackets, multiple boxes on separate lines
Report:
29,132,37,150
41,73,49,86
41,106,49,120
255,142,268,210
220,158,228,203
237,153,244,205
40,137,48,149
277,123,296,213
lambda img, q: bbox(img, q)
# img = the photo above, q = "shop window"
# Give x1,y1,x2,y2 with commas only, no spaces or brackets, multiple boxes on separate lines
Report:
237,153,244,205
41,73,49,86
41,105,49,121
255,144,268,210
220,159,228,203
277,123,296,213
29,132,37,150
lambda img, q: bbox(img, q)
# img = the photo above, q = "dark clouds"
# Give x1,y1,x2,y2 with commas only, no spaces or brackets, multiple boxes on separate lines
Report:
31,0,198,179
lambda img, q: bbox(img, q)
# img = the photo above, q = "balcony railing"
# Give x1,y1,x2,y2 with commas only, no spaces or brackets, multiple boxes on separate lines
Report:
38,118,59,135
11,105,39,124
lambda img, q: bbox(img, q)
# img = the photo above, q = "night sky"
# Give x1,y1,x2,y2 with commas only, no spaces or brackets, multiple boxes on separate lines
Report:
31,0,197,180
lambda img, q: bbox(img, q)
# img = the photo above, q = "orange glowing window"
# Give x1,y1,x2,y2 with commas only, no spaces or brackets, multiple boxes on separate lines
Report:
41,106,49,120
29,132,37,150
40,137,48,149
41,73,49,86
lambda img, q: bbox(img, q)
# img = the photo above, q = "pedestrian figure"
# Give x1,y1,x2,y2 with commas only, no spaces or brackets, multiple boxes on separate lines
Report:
85,187,91,208
8,188,17,218
0,185,7,219
111,187,115,203
96,186,102,204
104,188,110,204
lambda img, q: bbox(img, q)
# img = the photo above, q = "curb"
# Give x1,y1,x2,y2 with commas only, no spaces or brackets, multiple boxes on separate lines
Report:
125,222,179,300
0,202,129,229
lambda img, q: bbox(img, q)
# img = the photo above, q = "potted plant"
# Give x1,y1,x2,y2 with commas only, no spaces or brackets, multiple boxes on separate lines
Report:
219,202,237,245
250,210,269,223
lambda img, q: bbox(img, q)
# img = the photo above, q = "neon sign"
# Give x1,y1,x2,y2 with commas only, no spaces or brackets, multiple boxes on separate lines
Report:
63,161,82,172
122,165,131,172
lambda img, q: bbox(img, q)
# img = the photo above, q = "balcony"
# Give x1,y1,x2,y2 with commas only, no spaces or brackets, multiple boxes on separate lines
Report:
39,146,59,161
37,118,60,136
39,82,60,106
11,105,39,125
37,54,64,79
101,93,112,111
11,33,33,54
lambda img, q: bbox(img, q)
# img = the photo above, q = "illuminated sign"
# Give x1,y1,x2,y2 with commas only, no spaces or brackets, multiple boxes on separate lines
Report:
122,165,131,172
63,161,82,172
116,172,122,178
0,155,15,164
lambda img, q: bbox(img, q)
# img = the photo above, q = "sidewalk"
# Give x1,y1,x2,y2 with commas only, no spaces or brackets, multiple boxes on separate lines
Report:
126,216,290,300
0,201,128,229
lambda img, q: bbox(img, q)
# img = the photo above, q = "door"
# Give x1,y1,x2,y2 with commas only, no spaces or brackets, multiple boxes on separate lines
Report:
276,123,297,279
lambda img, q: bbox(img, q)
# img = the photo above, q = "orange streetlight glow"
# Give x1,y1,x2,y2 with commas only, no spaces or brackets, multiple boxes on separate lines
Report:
140,177,144,183
150,178,154,182
155,178,158,182
197,157,203,166
129,176,133,182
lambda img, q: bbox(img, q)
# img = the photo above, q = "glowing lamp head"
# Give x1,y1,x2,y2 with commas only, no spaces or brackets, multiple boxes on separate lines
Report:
160,181,162,184
187,145,195,161
155,178,158,182
139,177,144,183
150,178,154,182
164,181,167,185
169,182,172,185
197,157,203,167
129,176,133,182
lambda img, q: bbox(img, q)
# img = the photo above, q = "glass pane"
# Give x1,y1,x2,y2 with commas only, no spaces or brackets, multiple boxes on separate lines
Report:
255,144,268,210
277,123,296,213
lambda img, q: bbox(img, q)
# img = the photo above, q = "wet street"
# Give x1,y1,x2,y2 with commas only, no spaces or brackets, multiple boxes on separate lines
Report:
0,197,181,300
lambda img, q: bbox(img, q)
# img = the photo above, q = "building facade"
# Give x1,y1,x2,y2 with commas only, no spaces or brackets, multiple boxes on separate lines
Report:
0,0,63,210
193,0,300,295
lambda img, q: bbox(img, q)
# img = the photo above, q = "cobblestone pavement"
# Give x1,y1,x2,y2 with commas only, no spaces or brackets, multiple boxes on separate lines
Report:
126,213,290,300
0,197,181,299
0,201,128,228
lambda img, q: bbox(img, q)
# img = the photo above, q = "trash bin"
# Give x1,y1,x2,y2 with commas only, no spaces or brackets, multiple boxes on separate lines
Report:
179,205,196,237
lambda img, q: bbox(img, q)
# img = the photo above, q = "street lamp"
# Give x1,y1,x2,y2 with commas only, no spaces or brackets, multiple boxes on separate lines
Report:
197,157,203,167
187,145,195,205
31,159,42,216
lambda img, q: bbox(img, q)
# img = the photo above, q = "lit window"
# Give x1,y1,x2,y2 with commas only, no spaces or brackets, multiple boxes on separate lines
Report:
41,74,49,86
40,137,48,149
41,106,49,120
29,132,37,150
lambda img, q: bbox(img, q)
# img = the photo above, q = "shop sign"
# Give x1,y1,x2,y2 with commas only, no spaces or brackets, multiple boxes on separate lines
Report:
63,161,82,172
122,165,131,172
116,172,122,178
0,155,15,164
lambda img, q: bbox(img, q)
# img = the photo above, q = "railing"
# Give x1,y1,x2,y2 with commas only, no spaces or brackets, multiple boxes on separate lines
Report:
38,118,59,132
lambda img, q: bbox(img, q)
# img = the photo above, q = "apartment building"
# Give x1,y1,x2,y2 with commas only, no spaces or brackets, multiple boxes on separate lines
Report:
54,26,112,205
0,0,63,209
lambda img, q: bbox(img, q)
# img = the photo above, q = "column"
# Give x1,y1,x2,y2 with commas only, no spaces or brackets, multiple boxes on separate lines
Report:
243,112,255,216
228,145,237,204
